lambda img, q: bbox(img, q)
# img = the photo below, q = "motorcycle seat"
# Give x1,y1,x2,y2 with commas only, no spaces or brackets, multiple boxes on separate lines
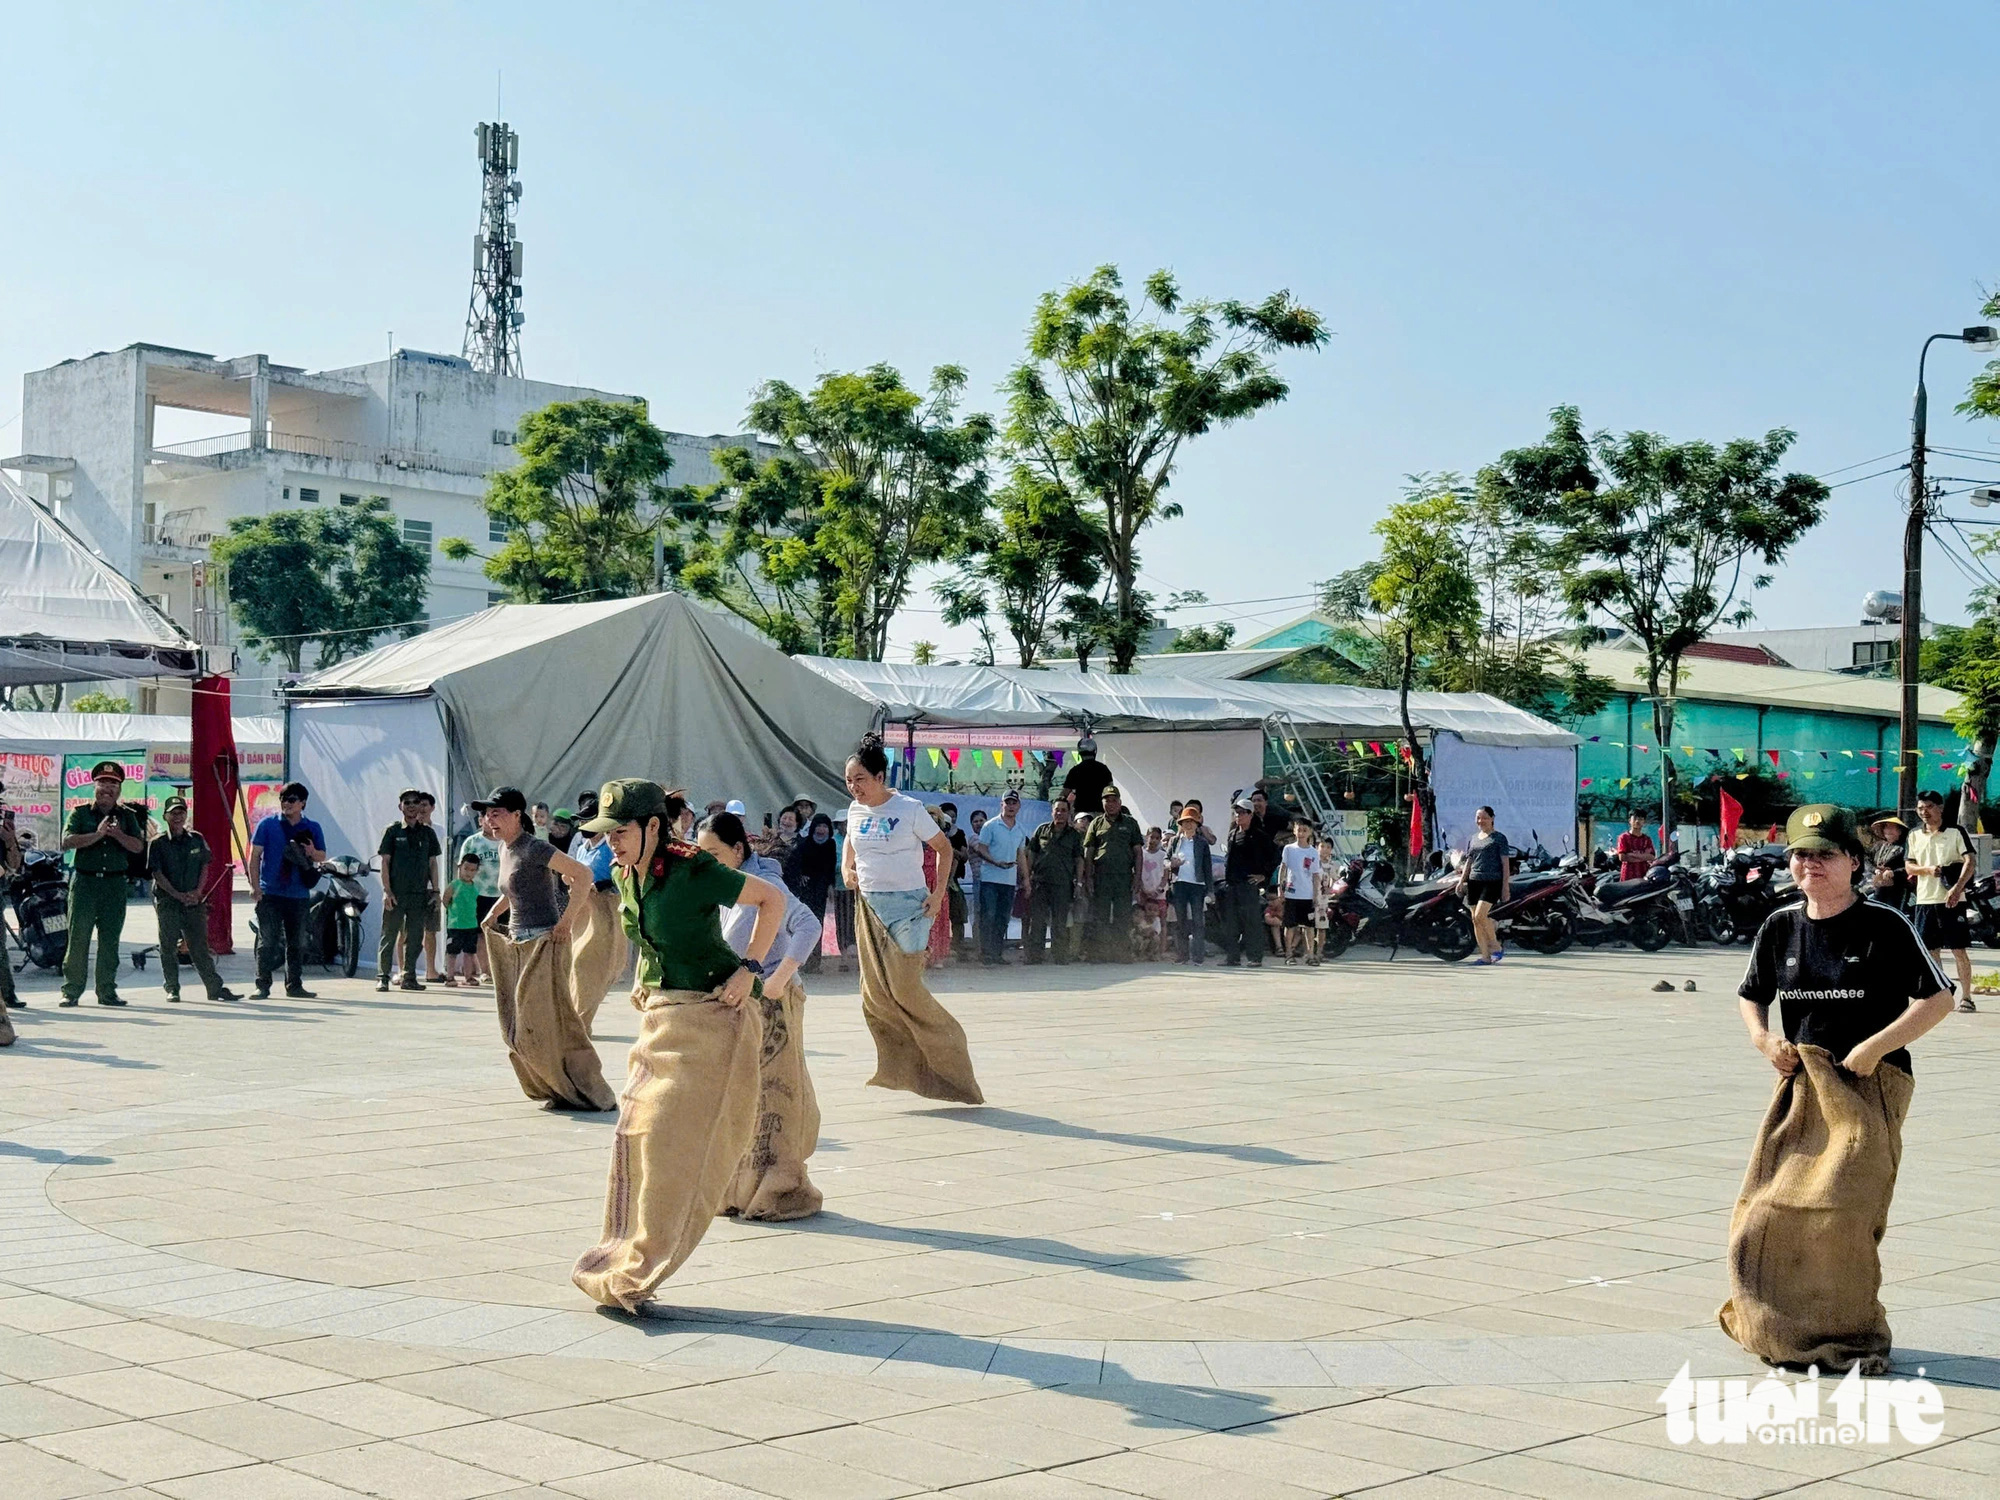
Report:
1596,877,1660,905
1384,887,1419,912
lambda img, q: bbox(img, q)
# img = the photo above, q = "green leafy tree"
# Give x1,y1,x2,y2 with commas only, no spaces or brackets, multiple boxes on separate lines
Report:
672,446,842,654
934,474,1103,668
910,641,940,666
213,498,429,673
68,690,133,714
1920,585,2000,824
1167,622,1237,653
739,364,993,661
1005,265,1327,673
1482,406,1827,834
1365,486,1481,839
442,398,674,602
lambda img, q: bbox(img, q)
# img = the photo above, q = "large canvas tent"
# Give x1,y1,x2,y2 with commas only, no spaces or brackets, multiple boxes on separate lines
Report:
0,471,203,686
284,593,875,967
795,657,1581,855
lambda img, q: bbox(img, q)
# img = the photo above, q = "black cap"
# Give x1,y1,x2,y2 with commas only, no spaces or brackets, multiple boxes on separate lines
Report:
469,785,528,816
89,760,126,783
575,791,600,820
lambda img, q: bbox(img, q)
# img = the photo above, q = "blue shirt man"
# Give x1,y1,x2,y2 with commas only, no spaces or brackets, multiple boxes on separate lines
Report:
251,808,327,897
972,791,1028,964
243,782,326,998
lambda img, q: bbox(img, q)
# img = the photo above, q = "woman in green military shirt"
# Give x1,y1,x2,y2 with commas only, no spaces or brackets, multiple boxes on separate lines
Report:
570,778,789,1313
59,761,145,1007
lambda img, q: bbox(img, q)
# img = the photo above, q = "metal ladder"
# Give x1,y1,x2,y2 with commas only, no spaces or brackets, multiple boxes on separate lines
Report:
1265,712,1342,827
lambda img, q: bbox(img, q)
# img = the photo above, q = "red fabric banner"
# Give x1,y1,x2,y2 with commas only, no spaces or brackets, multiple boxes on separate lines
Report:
190,675,240,955
1407,796,1425,859
1719,787,1743,849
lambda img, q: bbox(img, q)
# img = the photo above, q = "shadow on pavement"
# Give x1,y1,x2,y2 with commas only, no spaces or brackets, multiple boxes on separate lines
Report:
913,1104,1323,1167
594,1302,1293,1429
0,1141,113,1166
7,1034,162,1068
1891,1348,2000,1389
746,1209,1192,1282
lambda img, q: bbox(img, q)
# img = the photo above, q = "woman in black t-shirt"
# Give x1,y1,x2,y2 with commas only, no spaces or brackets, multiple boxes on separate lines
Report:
1724,803,1955,1374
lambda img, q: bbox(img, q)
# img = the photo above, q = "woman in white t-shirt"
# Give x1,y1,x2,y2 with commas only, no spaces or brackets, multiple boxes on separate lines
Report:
841,736,984,1104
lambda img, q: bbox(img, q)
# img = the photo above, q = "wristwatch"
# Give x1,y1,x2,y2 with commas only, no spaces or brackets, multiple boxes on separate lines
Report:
738,956,767,977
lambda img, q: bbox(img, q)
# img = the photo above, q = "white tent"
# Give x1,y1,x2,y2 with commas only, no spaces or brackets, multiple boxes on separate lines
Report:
0,471,203,685
285,594,877,967
794,657,1581,854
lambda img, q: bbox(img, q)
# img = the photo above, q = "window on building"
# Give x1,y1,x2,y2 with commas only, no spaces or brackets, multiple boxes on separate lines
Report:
282,487,290,500
1853,640,1897,667
488,516,512,544
402,518,433,552
338,493,360,506
299,487,319,503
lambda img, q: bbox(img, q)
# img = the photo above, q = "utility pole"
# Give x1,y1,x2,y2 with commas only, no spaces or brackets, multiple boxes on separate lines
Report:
1901,328,1999,809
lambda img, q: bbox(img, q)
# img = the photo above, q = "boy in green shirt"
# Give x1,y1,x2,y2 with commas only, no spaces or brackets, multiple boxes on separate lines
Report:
444,853,483,987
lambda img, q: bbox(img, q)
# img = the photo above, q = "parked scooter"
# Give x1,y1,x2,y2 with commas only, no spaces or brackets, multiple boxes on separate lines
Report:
1323,849,1477,962
1488,846,1579,954
248,854,374,978
1707,849,1791,942
6,848,70,971
1961,870,2000,950
1564,854,1684,951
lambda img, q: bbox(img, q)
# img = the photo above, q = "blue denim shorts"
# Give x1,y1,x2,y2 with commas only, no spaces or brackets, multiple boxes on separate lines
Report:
866,889,932,955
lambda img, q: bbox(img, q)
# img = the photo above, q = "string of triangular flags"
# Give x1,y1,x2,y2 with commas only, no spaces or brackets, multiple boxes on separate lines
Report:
1577,737,1971,790
905,747,1069,770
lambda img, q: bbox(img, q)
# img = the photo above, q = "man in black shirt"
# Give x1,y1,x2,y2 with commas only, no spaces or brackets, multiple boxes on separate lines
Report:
1217,799,1280,966
1061,738,1114,818
937,802,969,954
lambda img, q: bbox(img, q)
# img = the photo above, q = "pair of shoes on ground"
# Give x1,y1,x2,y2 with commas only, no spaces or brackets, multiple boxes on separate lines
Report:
58,996,127,1007
254,985,317,1000
375,977,427,992
164,988,242,1003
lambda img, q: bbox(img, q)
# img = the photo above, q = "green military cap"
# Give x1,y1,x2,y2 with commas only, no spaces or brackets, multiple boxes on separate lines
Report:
1784,803,1861,856
90,759,127,783
580,778,667,833
162,795,189,814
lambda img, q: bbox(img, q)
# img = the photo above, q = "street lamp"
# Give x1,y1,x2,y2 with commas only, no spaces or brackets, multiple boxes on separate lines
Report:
1899,326,1999,809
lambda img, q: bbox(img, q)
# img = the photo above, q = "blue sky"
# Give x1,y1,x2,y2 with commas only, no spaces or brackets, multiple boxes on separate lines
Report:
5,1,1997,658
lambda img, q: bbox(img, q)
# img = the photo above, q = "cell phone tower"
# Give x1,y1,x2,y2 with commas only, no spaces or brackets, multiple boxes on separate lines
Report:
462,121,524,376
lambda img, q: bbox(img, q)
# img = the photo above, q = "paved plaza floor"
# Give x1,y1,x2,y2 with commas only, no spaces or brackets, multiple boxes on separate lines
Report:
6,909,2000,1498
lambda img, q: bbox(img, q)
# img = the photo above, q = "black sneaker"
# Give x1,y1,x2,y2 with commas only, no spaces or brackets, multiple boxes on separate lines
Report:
285,985,317,1000
398,979,425,991
96,996,127,1007
213,988,242,1002
254,985,271,999
58,997,80,1007
375,976,391,992
165,992,182,1003
5,995,26,1008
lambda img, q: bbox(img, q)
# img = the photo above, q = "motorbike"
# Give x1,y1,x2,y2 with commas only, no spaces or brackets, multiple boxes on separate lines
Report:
1323,850,1477,962
1564,855,1684,951
1489,862,1580,954
1707,850,1791,942
1962,871,2000,950
6,848,70,970
248,854,373,977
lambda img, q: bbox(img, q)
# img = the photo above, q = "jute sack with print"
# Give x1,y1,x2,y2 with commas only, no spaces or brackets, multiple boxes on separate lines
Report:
722,977,822,1221
485,924,618,1112
568,887,629,1037
1718,1044,1913,1374
572,985,762,1312
855,897,984,1105
0,1004,13,1047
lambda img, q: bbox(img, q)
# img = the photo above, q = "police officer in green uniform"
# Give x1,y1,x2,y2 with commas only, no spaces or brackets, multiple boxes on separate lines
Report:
375,788,442,991
148,796,241,1004
59,760,145,1006
1081,785,1146,962
1022,799,1083,964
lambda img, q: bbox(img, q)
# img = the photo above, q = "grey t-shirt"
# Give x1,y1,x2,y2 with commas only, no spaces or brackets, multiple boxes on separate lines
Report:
1466,831,1509,882
500,831,562,936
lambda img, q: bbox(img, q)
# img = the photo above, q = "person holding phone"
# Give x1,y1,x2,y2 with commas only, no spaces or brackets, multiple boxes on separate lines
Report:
1907,789,1976,1013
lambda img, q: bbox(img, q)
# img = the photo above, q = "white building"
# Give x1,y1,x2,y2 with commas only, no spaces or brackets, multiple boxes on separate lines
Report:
3,342,771,711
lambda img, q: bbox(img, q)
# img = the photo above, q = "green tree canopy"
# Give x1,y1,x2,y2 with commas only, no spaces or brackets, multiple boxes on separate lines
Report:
1166,622,1237,653
444,398,674,602
212,497,430,673
738,364,994,661
1005,265,1327,673
935,473,1104,668
1480,406,1827,830
672,446,842,655
68,690,132,714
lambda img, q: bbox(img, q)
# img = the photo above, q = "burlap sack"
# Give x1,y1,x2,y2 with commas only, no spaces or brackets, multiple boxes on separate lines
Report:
568,888,629,1037
572,986,763,1312
855,897,984,1105
723,978,822,1221
1718,1044,1914,1374
0,1005,14,1047
485,924,618,1112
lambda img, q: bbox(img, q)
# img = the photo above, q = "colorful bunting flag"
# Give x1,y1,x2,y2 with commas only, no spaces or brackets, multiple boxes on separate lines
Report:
927,748,940,766
1580,778,1593,788
946,748,960,767
1012,749,1024,767
1766,749,1781,767
991,750,1004,768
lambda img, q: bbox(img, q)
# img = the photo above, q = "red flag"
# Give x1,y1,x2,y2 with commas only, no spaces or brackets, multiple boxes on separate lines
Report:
1368,741,1383,756
1766,749,1781,767
1408,795,1424,859
1718,787,1742,849
1965,779,1983,835
190,674,240,955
